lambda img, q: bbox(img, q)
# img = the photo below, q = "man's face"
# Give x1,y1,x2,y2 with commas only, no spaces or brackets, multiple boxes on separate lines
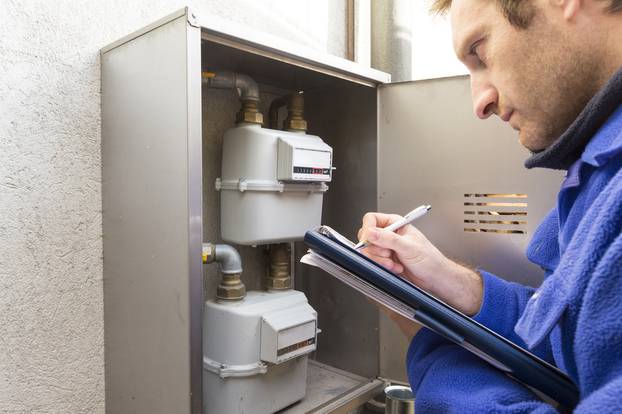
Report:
451,0,600,152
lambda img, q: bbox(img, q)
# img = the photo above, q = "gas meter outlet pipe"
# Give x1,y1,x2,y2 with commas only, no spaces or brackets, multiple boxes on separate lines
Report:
268,93,307,132
284,93,307,132
202,71,260,102
267,243,292,290
202,71,263,125
203,243,246,301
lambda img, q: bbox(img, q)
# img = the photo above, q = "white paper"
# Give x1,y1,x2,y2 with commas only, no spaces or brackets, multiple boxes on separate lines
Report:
301,226,418,322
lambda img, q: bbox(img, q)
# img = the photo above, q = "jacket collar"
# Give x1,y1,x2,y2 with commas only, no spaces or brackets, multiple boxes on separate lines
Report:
581,104,622,168
561,104,622,191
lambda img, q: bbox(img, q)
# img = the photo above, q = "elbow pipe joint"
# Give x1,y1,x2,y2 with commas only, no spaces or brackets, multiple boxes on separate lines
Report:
204,71,263,125
233,73,260,102
204,71,260,102
214,244,243,275
204,243,242,274
203,243,245,301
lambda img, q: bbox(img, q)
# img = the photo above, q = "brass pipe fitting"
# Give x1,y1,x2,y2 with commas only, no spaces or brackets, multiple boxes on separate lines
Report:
217,273,246,301
236,99,263,125
269,93,307,132
267,243,291,290
284,93,307,132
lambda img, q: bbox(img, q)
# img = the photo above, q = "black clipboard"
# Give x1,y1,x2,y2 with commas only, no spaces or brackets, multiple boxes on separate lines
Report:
303,227,579,410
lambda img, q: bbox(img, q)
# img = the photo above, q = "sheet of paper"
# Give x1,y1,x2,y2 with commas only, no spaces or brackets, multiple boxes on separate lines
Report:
301,250,417,322
316,225,357,248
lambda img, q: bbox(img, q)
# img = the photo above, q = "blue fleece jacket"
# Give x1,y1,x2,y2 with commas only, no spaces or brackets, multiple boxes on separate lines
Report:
406,104,622,413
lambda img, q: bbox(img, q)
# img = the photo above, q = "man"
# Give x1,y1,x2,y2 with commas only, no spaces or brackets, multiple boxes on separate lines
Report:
358,0,622,411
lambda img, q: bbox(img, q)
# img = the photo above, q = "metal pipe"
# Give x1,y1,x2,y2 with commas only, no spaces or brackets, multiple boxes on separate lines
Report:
203,71,263,125
284,93,307,132
266,243,291,290
203,243,246,300
213,244,242,274
203,71,260,102
384,385,415,413
289,242,296,289
269,93,307,132
371,0,413,82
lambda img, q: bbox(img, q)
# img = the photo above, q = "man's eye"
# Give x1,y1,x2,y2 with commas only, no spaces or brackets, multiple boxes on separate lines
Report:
469,41,485,67
469,42,480,58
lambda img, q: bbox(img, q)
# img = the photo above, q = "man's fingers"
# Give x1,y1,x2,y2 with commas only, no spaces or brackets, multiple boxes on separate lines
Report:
362,212,403,229
363,245,393,258
359,213,405,247
368,227,413,254
369,256,403,273
361,212,378,229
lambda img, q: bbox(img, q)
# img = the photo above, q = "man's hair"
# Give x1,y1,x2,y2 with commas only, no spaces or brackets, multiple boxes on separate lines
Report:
431,0,622,28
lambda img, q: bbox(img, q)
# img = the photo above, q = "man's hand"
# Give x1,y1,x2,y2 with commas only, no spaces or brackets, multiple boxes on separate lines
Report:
358,212,483,316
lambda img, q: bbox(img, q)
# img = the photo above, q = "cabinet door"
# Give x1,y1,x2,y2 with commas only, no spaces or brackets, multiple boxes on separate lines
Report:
102,9,203,414
377,76,563,380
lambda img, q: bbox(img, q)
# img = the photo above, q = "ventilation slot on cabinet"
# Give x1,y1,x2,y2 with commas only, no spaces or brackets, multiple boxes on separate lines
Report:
463,193,527,234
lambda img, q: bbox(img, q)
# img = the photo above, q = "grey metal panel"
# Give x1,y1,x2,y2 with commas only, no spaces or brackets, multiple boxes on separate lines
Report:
378,312,410,383
296,84,380,378
377,76,564,380
100,8,196,54
101,13,202,414
186,21,204,414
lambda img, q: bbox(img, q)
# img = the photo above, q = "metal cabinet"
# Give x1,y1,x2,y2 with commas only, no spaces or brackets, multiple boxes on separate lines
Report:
101,8,563,413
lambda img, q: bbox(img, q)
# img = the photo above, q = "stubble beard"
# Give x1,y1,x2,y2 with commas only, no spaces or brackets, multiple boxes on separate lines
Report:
518,30,602,153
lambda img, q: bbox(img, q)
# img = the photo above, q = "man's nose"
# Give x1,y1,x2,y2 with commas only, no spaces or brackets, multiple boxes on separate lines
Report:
471,77,498,120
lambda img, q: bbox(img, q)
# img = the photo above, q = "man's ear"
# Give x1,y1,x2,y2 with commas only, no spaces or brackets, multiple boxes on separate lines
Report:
550,0,582,21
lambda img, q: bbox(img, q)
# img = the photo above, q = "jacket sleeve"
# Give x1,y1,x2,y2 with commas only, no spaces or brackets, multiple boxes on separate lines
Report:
415,269,555,362
406,230,622,413
406,338,558,413
572,232,622,413
472,270,554,362
405,270,558,412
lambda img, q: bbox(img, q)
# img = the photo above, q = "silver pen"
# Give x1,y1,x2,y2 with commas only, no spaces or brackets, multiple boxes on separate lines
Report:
354,205,431,250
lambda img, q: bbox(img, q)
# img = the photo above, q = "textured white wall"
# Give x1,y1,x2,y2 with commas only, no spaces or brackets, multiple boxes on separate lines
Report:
0,1,346,412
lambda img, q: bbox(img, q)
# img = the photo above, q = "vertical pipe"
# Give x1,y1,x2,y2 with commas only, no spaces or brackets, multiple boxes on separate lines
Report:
371,0,413,82
347,0,356,61
267,243,291,290
284,93,307,132
350,0,372,66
